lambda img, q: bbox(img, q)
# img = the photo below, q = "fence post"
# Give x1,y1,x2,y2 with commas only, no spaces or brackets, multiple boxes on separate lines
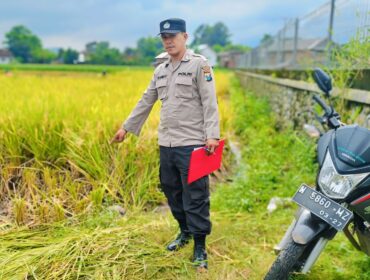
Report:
327,0,336,65
281,24,286,64
277,31,282,67
292,18,299,68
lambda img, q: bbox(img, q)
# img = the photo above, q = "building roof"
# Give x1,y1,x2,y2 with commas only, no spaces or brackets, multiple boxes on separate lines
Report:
218,50,244,57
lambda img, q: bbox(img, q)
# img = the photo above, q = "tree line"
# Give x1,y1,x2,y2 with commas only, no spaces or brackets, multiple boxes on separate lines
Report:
3,23,249,65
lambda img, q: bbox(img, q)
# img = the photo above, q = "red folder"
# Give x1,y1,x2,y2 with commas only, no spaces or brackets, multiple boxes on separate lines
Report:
187,139,225,184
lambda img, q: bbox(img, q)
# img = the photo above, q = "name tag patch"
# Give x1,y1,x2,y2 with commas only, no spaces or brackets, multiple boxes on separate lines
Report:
178,72,192,77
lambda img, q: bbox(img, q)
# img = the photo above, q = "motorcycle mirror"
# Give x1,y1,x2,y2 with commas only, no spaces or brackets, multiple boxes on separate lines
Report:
312,68,332,97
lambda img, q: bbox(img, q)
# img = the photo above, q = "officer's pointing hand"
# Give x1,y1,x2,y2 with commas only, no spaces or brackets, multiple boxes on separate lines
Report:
110,128,127,144
206,139,219,155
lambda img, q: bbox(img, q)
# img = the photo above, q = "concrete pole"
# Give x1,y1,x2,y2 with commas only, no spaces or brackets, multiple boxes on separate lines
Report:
328,0,336,43
277,31,282,67
327,0,336,65
281,25,286,64
292,18,299,68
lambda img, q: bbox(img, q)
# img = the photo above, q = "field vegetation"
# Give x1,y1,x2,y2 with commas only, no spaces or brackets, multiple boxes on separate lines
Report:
0,67,368,279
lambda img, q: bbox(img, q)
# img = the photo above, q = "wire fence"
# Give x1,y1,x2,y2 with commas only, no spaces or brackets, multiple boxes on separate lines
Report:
220,0,370,70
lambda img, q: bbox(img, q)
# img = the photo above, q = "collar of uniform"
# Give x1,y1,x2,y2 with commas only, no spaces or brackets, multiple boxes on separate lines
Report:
181,49,191,62
164,49,191,67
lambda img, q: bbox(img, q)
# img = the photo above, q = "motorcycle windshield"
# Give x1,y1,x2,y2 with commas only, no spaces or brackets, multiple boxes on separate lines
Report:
335,125,370,168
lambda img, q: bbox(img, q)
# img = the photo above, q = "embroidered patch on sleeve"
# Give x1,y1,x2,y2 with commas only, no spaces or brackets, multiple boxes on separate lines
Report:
202,66,212,82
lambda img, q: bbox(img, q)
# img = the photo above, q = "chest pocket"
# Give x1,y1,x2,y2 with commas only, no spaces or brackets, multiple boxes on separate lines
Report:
155,78,168,100
175,76,193,99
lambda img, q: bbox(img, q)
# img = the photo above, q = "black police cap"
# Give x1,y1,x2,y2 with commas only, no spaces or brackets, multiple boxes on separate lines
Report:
159,18,186,35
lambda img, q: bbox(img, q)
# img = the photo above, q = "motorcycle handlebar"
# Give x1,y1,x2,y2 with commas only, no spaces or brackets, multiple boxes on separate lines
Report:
312,94,332,116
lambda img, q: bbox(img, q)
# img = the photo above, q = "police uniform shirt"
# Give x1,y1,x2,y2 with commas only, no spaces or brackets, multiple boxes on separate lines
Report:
122,49,220,147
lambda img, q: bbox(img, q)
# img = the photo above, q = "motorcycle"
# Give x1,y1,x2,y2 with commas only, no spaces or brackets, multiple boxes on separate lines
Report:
265,68,370,279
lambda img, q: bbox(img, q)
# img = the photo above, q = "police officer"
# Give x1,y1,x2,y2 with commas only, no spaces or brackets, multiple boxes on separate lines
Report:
111,18,220,270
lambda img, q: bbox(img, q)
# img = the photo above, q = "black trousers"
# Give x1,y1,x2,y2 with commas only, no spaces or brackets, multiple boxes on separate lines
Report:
159,145,211,236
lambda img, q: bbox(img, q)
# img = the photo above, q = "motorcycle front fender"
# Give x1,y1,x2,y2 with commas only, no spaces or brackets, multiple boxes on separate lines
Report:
292,208,330,245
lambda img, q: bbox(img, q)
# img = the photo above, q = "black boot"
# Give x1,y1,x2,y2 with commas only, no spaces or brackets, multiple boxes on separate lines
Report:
192,245,208,270
166,231,192,251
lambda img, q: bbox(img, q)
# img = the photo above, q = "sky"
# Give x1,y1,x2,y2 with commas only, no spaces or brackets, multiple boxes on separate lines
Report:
0,0,360,51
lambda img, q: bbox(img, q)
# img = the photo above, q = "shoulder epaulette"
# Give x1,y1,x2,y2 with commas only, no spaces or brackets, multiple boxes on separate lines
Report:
192,53,208,61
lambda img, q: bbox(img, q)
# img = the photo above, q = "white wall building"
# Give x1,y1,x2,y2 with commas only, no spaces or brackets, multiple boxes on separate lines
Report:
77,52,86,64
0,49,13,64
197,44,217,67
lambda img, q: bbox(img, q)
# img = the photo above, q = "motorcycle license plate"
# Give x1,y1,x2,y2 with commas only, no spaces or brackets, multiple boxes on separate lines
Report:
292,184,353,231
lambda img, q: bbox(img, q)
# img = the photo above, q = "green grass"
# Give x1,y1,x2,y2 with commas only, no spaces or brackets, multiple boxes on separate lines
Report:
0,75,368,279
212,78,370,279
212,78,318,212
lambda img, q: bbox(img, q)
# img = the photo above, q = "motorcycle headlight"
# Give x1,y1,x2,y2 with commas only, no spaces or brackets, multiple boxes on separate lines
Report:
318,152,369,199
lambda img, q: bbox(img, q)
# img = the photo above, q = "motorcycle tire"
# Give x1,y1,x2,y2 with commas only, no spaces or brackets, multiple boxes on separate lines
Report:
264,239,307,280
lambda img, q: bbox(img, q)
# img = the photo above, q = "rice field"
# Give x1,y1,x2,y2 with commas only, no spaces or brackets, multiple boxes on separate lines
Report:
1,67,368,279
0,68,233,225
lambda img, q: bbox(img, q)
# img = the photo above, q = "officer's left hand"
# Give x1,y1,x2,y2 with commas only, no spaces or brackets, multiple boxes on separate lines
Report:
206,139,219,155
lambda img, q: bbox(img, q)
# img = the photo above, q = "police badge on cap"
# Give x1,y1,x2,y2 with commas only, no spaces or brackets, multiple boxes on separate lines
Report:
159,18,186,34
